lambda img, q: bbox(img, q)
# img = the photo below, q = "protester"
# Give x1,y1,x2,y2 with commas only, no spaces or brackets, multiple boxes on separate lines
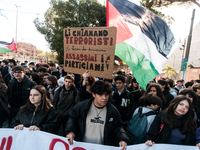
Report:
158,80,174,109
0,72,7,96
57,69,67,87
192,83,200,112
1,59,8,77
30,72,41,85
38,67,47,79
185,81,194,90
112,75,135,128
78,71,95,101
29,62,37,72
8,85,59,134
65,81,130,150
179,89,200,127
137,83,165,109
173,80,185,95
127,94,162,144
46,75,59,101
49,63,60,79
0,92,9,127
167,79,177,98
145,95,197,146
41,73,50,89
52,74,80,136
127,78,142,105
1,59,16,78
3,66,14,86
6,66,36,119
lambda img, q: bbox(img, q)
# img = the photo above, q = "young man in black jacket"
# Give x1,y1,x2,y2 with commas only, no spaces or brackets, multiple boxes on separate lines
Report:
6,66,36,119
65,81,130,150
52,74,80,136
112,76,135,127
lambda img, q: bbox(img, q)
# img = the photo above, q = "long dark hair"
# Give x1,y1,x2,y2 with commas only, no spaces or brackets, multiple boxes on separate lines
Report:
179,89,198,109
31,72,41,85
21,85,52,115
47,75,58,88
163,95,197,134
141,83,165,106
128,78,139,91
0,72,5,83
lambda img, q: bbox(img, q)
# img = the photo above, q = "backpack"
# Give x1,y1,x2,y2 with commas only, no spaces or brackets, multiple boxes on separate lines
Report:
126,107,156,144
173,87,179,94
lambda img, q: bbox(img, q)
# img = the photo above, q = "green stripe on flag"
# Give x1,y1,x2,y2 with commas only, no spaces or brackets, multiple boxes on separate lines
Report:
115,41,159,89
0,47,15,53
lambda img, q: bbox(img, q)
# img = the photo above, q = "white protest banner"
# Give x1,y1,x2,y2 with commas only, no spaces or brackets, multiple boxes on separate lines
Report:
0,128,198,150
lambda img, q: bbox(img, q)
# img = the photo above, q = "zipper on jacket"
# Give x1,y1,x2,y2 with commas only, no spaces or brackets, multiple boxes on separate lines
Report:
30,111,36,125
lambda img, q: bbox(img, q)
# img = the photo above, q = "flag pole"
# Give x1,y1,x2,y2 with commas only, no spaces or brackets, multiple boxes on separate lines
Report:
15,4,20,59
181,9,195,81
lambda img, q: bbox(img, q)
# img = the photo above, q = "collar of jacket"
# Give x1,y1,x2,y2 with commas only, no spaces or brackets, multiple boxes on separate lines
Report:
62,84,75,92
114,86,127,95
13,74,29,83
29,103,42,112
84,97,112,113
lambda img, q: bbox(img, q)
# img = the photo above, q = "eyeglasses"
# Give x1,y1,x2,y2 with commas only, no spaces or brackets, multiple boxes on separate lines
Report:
14,71,23,74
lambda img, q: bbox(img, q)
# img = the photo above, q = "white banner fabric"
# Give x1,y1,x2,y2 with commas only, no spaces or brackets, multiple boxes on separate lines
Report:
0,128,198,150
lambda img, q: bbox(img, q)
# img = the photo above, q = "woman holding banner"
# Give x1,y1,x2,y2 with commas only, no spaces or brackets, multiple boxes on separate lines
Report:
9,85,59,134
145,95,197,147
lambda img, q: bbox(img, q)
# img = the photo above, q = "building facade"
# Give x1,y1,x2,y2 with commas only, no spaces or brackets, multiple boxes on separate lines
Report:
16,42,37,59
0,41,38,63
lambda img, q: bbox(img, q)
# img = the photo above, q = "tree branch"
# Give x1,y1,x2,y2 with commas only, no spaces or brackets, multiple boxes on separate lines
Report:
164,0,200,7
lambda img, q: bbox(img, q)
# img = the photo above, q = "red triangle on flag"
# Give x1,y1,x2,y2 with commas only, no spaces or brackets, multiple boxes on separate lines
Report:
6,39,17,53
107,1,133,45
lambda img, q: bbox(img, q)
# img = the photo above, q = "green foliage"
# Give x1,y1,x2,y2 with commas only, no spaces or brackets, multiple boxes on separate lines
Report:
34,0,106,64
140,0,175,26
139,0,198,26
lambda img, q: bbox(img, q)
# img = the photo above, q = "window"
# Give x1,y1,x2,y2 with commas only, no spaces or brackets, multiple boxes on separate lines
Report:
26,50,30,52
26,54,30,56
21,45,23,48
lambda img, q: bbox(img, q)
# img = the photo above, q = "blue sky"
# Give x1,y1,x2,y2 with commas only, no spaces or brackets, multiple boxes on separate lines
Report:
0,0,200,53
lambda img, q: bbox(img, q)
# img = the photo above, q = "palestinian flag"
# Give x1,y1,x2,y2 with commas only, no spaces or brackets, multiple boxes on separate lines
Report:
0,39,17,53
107,0,175,89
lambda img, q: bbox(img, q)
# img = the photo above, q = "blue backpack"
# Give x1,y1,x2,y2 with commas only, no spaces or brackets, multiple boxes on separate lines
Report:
127,107,156,144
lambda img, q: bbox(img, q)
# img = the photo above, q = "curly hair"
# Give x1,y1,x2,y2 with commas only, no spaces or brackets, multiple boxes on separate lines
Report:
90,81,112,95
141,83,166,106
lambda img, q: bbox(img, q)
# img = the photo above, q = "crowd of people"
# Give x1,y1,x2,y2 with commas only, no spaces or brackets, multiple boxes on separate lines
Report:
1,59,200,149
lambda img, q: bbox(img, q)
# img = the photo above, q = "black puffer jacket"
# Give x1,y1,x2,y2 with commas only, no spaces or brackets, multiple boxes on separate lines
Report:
9,104,59,134
65,97,130,146
6,75,36,118
6,75,36,108
0,93,9,127
52,85,80,121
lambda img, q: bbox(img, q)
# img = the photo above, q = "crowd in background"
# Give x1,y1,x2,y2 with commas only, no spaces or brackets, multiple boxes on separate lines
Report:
1,59,200,149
